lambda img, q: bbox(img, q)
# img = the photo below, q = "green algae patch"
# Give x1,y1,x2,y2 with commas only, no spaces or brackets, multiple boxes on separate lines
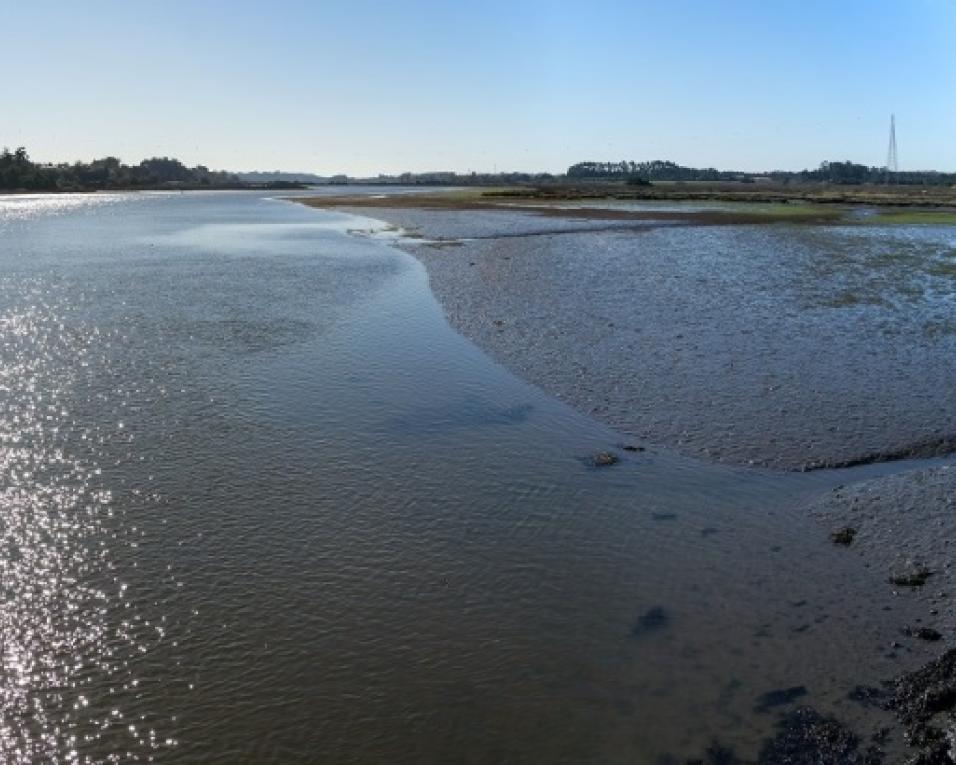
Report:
732,202,845,221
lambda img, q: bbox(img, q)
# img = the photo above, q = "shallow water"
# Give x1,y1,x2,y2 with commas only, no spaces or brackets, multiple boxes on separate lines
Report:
0,190,943,762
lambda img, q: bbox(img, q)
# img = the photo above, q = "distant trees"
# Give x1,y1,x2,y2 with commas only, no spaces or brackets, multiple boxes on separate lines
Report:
568,160,720,183
0,147,243,191
568,158,956,186
793,160,956,185
813,161,870,184
1,147,56,189
372,170,554,186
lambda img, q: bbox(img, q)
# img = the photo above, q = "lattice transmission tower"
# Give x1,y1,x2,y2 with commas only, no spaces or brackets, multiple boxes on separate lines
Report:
886,114,898,174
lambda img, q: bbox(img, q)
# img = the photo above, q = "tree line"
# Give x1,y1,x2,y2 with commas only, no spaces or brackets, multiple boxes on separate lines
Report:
1,147,245,191
567,159,956,186
569,160,721,182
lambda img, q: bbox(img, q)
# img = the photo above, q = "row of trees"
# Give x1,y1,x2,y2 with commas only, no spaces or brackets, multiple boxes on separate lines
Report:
1,147,243,191
360,171,557,186
568,160,722,182
568,158,956,186
791,161,956,186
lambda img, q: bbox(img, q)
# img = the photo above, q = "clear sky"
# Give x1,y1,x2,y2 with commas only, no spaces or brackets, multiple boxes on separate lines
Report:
3,0,955,175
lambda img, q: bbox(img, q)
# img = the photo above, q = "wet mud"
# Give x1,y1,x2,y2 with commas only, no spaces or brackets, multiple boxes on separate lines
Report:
313,202,956,472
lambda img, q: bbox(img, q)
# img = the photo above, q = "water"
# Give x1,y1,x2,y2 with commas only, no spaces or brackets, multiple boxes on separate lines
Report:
0,190,941,762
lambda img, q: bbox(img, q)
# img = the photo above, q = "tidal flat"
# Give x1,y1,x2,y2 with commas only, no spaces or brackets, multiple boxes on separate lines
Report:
300,191,956,761
300,194,956,471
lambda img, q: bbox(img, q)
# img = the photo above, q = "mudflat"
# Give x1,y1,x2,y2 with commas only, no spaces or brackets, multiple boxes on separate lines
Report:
299,193,956,471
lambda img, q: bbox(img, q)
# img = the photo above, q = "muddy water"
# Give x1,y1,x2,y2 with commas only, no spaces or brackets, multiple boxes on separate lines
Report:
0,190,943,763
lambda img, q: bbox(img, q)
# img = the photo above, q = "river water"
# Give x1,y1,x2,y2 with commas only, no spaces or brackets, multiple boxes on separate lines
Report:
0,190,940,762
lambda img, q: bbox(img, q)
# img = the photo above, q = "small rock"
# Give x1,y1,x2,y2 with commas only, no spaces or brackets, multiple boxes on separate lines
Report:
890,567,933,588
906,626,943,642
591,451,619,467
830,527,857,546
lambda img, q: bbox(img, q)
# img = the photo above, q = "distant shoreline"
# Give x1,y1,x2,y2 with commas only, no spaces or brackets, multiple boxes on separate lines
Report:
494,180,956,208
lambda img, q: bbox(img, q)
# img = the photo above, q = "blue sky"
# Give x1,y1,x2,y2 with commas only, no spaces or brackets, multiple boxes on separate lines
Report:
3,0,955,174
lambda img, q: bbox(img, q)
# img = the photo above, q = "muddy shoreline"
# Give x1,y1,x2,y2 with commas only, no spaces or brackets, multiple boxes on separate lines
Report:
298,194,956,762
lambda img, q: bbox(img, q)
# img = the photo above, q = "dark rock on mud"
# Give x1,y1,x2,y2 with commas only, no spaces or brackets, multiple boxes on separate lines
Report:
891,647,956,730
591,451,619,467
688,707,883,764
906,627,943,642
892,567,934,588
757,707,883,764
831,526,857,546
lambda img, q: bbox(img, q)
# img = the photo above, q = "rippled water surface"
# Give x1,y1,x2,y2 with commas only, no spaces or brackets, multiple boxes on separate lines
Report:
0,191,940,762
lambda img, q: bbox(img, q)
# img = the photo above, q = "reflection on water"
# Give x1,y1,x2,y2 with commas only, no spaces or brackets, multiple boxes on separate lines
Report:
0,280,172,760
0,192,129,223
0,191,941,762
